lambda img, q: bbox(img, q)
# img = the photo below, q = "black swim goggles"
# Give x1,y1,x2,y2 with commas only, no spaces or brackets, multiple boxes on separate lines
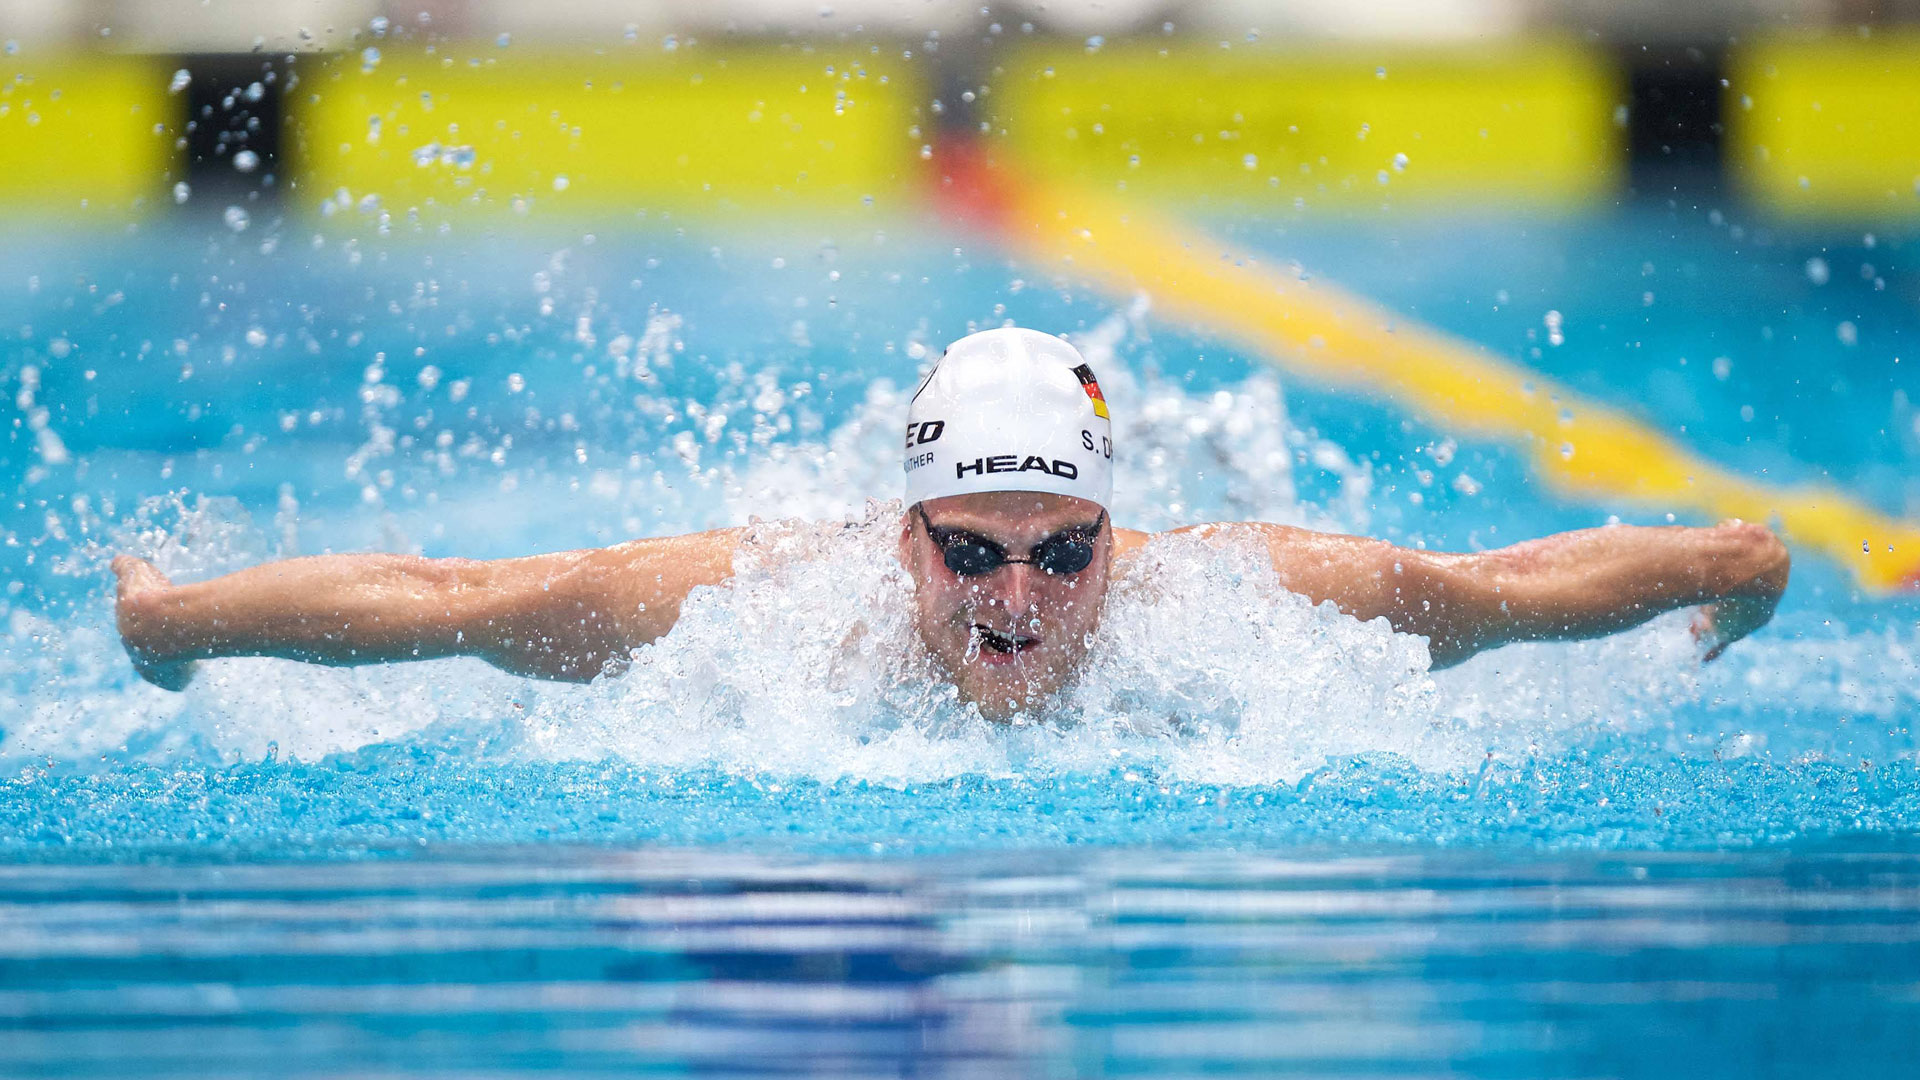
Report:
913,503,1106,577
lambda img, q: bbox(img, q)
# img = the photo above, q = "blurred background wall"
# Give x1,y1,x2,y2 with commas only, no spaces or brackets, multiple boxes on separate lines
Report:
1,0,1916,226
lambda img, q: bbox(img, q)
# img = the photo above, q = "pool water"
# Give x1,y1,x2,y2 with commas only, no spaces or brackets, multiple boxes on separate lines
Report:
1,202,1918,1075
4,845,1918,1077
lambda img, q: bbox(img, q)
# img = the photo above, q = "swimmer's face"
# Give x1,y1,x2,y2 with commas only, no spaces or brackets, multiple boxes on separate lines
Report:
899,491,1113,721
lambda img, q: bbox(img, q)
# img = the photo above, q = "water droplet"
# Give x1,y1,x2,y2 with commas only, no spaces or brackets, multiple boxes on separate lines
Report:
1243,153,1258,170
245,327,267,348
1376,66,1387,79
168,68,192,94
1392,151,1409,171
1560,442,1575,460
361,46,381,73
496,32,512,48
171,181,191,204
507,373,526,393
1805,257,1830,285
222,205,249,232
1837,320,1858,346
1712,356,1732,380
552,175,570,192
1086,35,1104,52
369,15,389,35
232,149,260,173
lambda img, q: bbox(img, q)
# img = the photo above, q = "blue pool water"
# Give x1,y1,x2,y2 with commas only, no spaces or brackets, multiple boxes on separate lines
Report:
1,203,1918,1074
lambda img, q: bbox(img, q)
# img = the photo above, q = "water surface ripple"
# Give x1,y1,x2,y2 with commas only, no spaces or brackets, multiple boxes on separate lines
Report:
2,845,1916,1078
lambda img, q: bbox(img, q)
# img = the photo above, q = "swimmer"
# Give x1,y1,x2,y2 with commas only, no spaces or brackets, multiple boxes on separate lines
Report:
112,327,1789,717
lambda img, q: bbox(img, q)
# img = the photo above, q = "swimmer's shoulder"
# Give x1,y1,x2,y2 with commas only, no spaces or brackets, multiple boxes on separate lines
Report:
1111,525,1154,562
1108,521,1329,572
1110,522,1250,558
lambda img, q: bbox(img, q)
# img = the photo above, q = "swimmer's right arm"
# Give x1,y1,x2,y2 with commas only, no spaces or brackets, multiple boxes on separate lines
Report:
1196,518,1789,668
111,528,746,690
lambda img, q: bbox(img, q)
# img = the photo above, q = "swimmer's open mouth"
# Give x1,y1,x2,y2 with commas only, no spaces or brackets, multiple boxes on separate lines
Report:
973,625,1037,655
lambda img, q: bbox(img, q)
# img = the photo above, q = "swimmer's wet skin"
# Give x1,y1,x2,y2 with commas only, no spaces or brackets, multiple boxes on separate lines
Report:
112,327,1790,721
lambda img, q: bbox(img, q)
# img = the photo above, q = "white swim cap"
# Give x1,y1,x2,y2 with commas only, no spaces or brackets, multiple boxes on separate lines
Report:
903,327,1113,508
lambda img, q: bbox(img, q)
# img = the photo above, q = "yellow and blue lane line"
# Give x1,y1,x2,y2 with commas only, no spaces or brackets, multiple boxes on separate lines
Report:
934,139,1920,593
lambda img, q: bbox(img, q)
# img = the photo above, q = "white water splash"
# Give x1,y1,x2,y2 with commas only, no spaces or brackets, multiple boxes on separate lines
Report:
2,323,1912,778
1064,528,1442,782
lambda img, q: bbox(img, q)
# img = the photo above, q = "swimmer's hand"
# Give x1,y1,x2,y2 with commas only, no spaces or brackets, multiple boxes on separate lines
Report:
1690,522,1789,662
112,556,198,691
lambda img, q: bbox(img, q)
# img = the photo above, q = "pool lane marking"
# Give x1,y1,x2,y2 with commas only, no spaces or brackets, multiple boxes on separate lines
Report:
293,48,918,220
0,53,174,215
935,142,1920,592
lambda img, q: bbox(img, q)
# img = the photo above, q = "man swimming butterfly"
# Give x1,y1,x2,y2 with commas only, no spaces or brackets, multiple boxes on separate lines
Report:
113,327,1789,719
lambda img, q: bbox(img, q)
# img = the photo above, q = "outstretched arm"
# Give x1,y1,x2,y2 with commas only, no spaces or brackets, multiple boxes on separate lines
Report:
112,529,744,689
1202,519,1789,668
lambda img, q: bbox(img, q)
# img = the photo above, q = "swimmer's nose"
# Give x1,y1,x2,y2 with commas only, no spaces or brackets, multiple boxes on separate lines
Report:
982,562,1038,615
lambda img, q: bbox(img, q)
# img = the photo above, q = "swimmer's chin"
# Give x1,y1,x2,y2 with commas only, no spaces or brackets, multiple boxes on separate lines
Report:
952,659,1068,724
919,626,1064,722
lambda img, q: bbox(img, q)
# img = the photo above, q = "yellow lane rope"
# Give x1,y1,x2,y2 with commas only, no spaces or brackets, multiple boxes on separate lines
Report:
945,146,1920,592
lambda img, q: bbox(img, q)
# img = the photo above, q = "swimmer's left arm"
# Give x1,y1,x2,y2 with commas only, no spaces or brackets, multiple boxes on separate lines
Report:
110,528,746,688
1208,519,1789,667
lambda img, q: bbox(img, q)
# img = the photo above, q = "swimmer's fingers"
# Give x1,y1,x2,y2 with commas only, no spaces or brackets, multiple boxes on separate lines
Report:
1691,607,1728,663
111,556,197,691
111,555,172,598
1691,593,1777,663
127,652,199,692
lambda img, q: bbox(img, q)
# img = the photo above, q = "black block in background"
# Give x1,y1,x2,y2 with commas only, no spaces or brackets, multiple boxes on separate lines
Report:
178,54,289,205
1624,45,1725,197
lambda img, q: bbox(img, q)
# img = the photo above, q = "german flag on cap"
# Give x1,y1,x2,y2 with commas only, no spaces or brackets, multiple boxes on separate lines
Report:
1072,363,1109,419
